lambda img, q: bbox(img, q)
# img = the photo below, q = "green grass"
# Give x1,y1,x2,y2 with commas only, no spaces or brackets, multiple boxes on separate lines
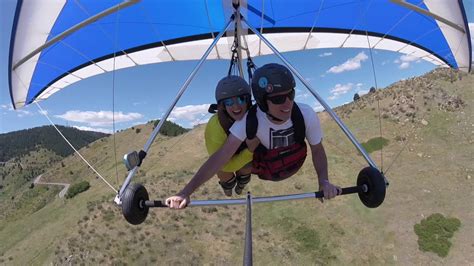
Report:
414,213,461,257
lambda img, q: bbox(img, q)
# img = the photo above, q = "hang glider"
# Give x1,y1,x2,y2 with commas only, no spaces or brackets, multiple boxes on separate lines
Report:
9,0,472,109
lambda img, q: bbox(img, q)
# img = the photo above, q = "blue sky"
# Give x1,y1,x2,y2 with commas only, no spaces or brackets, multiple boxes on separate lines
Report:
1,0,473,134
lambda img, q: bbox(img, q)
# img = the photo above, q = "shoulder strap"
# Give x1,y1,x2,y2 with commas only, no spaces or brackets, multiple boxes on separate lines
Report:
291,103,306,144
246,103,305,142
208,103,218,114
246,104,258,140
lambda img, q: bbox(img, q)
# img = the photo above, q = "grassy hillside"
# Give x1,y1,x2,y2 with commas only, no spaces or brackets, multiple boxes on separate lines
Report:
0,148,63,230
0,68,472,265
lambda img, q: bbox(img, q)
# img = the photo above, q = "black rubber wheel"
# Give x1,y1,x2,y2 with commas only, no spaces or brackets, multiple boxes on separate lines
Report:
357,167,386,208
122,183,149,225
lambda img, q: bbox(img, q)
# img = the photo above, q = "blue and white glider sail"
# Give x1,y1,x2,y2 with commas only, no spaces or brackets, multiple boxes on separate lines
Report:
9,0,472,109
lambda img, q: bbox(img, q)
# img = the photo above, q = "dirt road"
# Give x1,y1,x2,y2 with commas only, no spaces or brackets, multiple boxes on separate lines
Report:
33,174,70,198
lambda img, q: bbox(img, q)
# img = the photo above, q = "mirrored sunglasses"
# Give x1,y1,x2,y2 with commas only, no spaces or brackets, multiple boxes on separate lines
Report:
267,89,295,105
222,95,248,107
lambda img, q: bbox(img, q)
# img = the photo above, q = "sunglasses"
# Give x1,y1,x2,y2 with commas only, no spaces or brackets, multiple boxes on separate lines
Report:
222,95,249,107
266,89,295,105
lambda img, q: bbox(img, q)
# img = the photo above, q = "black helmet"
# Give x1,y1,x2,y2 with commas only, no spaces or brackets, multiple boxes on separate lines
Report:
251,63,295,112
215,75,251,102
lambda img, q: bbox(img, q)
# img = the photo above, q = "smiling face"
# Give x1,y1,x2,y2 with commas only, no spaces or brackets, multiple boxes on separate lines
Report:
222,95,249,121
265,89,295,123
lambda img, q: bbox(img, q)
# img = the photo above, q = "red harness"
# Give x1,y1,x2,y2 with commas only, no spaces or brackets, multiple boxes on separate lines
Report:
246,104,307,181
252,142,307,181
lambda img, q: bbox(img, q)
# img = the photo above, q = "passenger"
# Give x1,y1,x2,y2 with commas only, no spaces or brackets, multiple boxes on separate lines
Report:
205,75,257,196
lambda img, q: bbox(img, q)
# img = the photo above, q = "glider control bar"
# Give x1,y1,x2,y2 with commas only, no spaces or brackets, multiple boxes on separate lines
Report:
143,185,363,208
121,167,386,225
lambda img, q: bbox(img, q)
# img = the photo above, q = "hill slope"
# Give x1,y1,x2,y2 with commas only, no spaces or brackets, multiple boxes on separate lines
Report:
0,68,472,265
0,125,109,161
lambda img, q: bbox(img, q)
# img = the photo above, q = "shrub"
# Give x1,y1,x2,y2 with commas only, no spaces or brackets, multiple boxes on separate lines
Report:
414,213,461,257
361,137,389,153
353,93,360,101
65,181,90,199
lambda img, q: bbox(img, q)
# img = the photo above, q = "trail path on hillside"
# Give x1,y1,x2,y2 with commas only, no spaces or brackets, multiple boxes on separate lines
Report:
34,174,70,198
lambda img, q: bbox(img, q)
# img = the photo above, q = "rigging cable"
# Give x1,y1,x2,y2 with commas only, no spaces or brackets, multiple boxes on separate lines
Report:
257,0,265,56
111,4,120,187
35,102,118,194
365,30,384,171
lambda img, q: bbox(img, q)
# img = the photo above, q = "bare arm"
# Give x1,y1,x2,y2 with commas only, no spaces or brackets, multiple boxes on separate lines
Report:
310,142,329,185
310,141,341,200
166,134,243,208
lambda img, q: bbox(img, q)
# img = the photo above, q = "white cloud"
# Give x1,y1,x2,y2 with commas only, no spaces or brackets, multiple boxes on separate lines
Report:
0,103,34,117
313,103,324,112
399,62,410,69
328,83,357,100
1,104,15,111
17,109,32,117
319,52,332,57
73,126,112,134
395,54,418,69
133,101,147,106
295,89,311,100
327,52,368,74
169,104,212,127
56,110,143,126
400,54,418,62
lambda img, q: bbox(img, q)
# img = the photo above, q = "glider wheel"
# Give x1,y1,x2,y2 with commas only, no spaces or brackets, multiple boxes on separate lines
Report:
357,167,386,208
122,183,149,225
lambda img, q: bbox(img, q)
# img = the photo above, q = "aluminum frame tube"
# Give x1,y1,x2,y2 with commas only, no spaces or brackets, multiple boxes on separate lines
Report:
142,192,317,207
390,0,465,33
14,0,140,70
143,185,365,208
189,192,321,206
242,18,379,170
234,3,245,78
243,192,253,266
116,18,234,200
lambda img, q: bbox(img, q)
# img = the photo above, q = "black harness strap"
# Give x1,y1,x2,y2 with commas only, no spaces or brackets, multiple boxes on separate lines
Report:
291,103,306,144
246,103,306,144
246,104,259,140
